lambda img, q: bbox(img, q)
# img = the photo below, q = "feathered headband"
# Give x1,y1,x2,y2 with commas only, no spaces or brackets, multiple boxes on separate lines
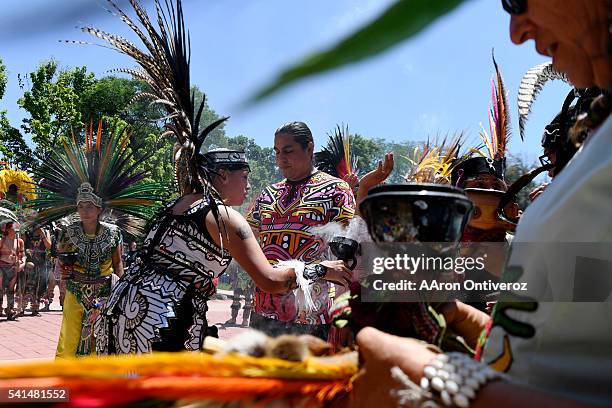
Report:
27,122,165,234
203,149,250,173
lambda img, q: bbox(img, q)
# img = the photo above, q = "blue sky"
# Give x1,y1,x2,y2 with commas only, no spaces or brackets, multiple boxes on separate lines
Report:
0,0,571,169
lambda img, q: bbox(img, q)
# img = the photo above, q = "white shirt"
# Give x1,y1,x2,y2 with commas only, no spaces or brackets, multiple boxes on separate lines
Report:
482,115,612,405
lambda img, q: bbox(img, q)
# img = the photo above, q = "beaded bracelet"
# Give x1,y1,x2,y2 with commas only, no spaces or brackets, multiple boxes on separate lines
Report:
391,352,504,408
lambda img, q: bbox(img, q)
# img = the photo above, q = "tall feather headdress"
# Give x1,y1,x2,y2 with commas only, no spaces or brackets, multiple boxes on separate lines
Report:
27,122,165,234
451,53,511,186
68,0,227,197
517,62,570,140
480,52,510,161
315,124,357,179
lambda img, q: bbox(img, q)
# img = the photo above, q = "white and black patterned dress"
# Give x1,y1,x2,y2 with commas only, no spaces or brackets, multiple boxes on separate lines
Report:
95,199,231,354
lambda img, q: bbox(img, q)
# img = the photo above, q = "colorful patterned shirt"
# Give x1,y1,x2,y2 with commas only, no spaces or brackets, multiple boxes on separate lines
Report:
246,171,355,325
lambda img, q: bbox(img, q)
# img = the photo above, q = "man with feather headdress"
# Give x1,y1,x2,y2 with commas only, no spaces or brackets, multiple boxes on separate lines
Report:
515,62,607,200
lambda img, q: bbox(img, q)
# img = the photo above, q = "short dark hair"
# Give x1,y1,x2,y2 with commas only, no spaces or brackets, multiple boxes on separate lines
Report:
275,121,313,150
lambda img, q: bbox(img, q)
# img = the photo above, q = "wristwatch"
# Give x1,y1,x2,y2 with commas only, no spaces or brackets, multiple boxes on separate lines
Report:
303,263,327,281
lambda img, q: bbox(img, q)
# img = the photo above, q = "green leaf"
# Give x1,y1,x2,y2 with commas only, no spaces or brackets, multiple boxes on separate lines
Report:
249,0,467,102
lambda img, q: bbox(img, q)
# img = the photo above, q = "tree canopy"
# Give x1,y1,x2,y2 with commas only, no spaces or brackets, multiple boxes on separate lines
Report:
0,58,543,215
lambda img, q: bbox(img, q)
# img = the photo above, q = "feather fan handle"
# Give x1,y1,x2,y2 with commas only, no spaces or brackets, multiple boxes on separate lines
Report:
518,62,570,140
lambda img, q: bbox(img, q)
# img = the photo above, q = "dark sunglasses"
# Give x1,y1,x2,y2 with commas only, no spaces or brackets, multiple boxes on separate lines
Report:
502,0,527,14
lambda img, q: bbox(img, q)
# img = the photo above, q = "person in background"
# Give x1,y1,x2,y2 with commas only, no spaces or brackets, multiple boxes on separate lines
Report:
21,227,51,316
530,87,604,201
55,185,124,357
44,224,65,311
0,222,26,320
123,241,140,272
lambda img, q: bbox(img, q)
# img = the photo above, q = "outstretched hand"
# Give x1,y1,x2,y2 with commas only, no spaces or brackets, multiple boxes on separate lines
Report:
359,153,394,195
437,300,490,349
529,183,548,201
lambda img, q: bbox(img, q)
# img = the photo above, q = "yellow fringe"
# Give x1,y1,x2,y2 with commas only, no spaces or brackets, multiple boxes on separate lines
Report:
0,352,358,381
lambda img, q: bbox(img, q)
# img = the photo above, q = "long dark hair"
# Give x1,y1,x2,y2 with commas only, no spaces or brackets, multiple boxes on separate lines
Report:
275,121,314,151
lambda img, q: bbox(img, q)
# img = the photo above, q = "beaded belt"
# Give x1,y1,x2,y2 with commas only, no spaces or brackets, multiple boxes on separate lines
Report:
69,273,111,285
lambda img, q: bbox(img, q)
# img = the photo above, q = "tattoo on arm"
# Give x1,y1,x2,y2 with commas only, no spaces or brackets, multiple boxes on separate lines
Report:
236,224,253,241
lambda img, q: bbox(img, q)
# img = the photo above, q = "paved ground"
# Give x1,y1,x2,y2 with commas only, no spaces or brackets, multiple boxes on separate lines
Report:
0,288,249,361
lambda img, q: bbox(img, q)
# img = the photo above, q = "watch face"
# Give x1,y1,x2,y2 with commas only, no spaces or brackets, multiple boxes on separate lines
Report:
304,263,326,280
316,264,326,277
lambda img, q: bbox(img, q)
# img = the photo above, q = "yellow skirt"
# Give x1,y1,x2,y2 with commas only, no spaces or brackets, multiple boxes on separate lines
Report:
55,290,90,358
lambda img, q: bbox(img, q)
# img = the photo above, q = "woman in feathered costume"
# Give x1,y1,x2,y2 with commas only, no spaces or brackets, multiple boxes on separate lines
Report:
71,0,352,354
29,122,164,357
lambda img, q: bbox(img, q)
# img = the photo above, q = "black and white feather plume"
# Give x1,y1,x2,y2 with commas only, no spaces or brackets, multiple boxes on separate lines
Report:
70,0,227,196
517,62,570,140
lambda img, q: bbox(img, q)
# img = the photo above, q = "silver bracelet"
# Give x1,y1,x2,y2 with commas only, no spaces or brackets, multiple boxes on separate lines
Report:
391,352,505,408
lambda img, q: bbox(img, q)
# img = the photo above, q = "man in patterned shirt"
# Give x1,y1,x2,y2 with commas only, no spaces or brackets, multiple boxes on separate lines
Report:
247,121,355,340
